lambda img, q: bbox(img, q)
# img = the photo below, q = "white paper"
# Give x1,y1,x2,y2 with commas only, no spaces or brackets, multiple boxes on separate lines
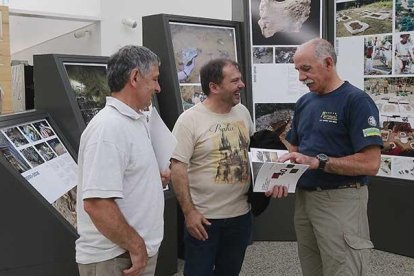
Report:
249,148,308,193
22,153,77,203
148,107,177,171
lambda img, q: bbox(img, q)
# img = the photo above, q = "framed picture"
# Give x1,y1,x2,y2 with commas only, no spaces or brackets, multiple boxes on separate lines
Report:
63,62,109,125
143,14,245,130
169,22,238,84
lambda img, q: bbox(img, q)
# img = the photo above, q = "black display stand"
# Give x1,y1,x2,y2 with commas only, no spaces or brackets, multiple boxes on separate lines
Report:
0,110,79,276
33,54,109,152
156,192,178,276
34,54,178,274
252,195,296,241
143,14,251,264
251,176,414,260
368,177,414,258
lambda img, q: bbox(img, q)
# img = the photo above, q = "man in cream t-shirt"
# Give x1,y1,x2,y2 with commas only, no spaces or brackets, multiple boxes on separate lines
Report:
171,58,254,276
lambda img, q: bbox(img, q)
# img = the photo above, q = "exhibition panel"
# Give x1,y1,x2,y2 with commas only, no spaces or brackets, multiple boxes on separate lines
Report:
0,110,78,276
143,14,247,130
336,0,414,257
33,54,109,152
232,0,328,241
33,54,177,275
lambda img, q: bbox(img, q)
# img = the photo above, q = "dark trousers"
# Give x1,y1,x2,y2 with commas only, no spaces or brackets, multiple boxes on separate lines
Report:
184,211,252,276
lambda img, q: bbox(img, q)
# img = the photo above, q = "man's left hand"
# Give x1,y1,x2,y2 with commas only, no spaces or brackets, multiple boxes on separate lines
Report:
160,169,171,188
265,185,288,198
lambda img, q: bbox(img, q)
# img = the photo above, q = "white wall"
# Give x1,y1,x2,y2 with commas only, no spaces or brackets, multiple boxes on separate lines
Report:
100,0,232,55
9,0,100,17
9,0,233,62
12,23,101,65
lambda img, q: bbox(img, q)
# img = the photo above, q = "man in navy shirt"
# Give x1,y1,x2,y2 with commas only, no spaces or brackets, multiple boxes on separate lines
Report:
276,38,382,275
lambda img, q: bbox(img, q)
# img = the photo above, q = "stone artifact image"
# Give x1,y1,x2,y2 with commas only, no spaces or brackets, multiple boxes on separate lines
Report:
253,47,273,63
250,0,320,45
275,47,296,64
257,0,311,38
52,187,77,228
3,127,28,147
20,146,44,168
0,132,30,173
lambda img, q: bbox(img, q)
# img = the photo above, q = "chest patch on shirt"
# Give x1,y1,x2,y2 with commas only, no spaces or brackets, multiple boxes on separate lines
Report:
319,111,338,124
363,127,381,137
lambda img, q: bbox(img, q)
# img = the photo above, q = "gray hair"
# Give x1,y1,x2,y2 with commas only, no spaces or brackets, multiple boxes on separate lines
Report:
306,38,337,65
107,45,160,92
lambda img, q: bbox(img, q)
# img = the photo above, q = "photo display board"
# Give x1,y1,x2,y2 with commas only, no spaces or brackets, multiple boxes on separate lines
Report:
63,62,109,125
0,113,77,227
169,22,238,111
335,0,414,181
246,0,323,137
34,54,109,152
143,14,245,131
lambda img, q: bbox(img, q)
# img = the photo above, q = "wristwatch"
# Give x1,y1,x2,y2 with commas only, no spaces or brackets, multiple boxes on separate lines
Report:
316,153,329,170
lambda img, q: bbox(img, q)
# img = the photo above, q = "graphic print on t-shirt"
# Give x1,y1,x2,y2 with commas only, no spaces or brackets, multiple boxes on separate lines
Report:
211,121,250,184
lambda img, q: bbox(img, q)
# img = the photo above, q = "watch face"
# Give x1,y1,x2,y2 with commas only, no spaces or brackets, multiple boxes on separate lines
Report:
317,153,328,161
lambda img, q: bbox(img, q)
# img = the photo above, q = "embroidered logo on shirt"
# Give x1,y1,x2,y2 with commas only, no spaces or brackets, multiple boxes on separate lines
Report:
319,111,338,123
363,127,381,137
368,116,377,127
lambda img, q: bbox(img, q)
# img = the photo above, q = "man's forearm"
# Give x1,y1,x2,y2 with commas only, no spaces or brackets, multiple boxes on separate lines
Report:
324,146,381,176
84,199,146,254
170,159,195,215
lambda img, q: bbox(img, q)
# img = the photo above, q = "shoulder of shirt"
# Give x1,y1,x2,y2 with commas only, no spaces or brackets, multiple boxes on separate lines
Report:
174,103,204,128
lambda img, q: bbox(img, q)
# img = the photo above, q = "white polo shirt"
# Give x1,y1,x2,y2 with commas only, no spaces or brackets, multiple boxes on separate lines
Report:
76,97,164,264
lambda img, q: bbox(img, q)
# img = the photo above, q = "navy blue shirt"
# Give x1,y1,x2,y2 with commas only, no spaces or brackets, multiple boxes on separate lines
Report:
287,81,383,189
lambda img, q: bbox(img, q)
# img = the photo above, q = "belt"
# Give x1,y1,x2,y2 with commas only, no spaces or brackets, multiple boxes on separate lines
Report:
300,182,365,191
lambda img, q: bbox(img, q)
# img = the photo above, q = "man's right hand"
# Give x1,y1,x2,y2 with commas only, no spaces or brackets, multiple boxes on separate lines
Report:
184,209,211,241
122,238,148,276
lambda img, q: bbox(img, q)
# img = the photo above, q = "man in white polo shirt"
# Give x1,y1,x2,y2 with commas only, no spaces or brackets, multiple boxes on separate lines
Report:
76,45,169,276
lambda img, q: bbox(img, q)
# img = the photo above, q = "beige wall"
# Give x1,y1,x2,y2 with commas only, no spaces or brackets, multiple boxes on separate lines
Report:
0,5,12,114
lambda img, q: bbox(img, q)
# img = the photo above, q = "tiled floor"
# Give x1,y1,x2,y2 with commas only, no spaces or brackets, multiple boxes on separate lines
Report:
174,241,414,276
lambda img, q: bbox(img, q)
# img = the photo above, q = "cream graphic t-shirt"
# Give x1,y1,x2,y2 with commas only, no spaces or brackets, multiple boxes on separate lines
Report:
172,103,254,219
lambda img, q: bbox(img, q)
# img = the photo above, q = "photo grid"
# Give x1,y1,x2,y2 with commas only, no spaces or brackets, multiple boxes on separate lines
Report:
0,119,76,227
335,0,414,180
0,119,67,173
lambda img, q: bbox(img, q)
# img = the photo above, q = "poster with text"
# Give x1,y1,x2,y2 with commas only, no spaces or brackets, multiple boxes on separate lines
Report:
0,119,77,227
248,0,322,129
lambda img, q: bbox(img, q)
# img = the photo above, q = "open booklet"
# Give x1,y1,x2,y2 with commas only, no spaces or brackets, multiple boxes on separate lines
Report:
249,148,309,193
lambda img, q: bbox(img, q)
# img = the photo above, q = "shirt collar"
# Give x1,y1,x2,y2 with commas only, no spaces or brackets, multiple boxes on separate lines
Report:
105,96,145,120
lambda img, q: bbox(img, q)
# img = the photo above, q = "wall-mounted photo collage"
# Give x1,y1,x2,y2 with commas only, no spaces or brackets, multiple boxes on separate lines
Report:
0,119,77,227
336,0,414,180
169,22,238,111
